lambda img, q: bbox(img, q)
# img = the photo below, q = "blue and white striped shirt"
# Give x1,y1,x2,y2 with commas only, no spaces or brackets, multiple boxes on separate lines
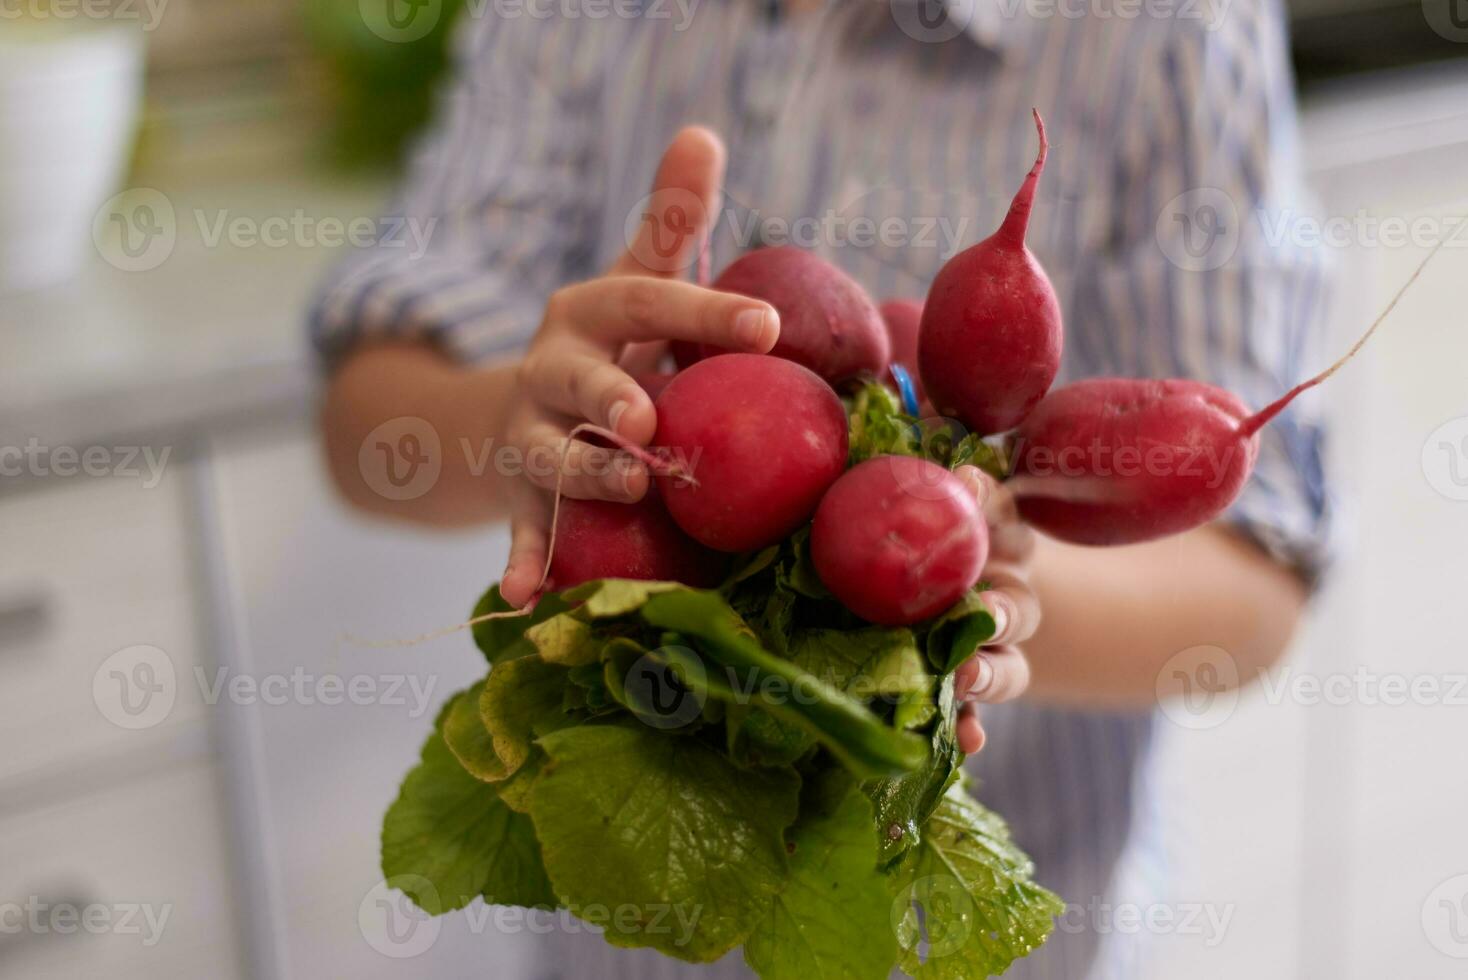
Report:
313,2,1331,976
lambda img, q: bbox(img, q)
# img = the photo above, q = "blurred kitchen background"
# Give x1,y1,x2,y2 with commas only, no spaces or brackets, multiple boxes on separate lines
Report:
1,1,1466,978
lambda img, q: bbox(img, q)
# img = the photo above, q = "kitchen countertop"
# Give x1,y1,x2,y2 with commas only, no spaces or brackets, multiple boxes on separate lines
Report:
0,171,388,453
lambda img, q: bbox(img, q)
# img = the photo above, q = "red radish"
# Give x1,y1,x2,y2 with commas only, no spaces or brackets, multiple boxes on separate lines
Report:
1010,379,1258,545
879,299,925,404
706,246,890,384
548,493,725,591
919,110,1061,435
811,456,988,626
1011,239,1448,545
654,353,849,552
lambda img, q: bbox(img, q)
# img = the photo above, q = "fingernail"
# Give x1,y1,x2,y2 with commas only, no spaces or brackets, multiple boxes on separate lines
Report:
735,308,773,349
986,594,1010,639
967,656,995,699
607,399,631,433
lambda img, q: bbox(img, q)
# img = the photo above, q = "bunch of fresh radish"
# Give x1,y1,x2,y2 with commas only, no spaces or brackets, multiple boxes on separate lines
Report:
548,109,1427,626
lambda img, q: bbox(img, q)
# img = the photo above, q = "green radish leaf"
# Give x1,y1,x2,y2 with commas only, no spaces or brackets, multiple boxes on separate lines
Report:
849,383,922,464
565,578,685,619
526,613,600,666
743,774,897,980
481,655,571,775
381,724,556,913
638,589,929,777
950,432,1011,481
789,627,932,701
865,674,963,866
923,589,997,675
529,722,801,963
496,750,545,815
731,626,932,770
442,680,506,782
471,585,572,665
891,781,1062,979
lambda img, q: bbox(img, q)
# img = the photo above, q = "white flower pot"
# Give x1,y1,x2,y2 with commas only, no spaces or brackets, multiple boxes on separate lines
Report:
0,23,146,293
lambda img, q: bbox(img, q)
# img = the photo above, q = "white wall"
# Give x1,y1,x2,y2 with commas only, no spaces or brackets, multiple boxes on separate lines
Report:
1149,64,1468,980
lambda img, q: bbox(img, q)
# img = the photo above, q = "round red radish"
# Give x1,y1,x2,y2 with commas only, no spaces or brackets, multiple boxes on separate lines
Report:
879,298,925,404
548,493,725,591
707,246,890,384
811,456,988,626
919,110,1061,435
654,353,849,552
1010,378,1259,545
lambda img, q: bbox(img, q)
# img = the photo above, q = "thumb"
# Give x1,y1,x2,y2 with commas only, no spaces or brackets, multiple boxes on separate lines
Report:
611,125,726,279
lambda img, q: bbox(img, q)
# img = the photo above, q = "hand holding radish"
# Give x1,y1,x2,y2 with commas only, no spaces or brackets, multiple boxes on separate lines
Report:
953,468,1038,754
499,128,781,607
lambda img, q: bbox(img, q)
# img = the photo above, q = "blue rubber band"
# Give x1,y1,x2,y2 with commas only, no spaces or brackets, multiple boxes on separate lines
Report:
890,363,920,416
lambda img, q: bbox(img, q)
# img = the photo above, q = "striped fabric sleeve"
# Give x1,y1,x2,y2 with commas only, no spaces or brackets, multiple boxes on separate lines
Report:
1069,4,1335,582
309,15,609,366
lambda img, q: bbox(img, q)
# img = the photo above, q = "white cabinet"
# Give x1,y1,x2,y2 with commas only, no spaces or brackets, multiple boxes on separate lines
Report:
206,425,546,979
0,468,244,977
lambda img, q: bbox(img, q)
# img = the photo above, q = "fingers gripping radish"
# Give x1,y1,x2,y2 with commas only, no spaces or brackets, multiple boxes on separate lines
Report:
919,110,1062,435
654,353,849,552
1011,239,1449,545
812,456,989,625
707,246,891,384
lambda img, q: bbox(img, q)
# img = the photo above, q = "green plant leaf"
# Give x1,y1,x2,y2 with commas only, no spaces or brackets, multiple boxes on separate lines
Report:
639,589,929,777
923,590,997,675
865,674,964,866
381,726,556,913
743,776,897,980
481,655,570,775
442,680,507,782
891,782,1062,979
526,613,600,666
497,751,545,815
471,585,573,665
529,722,801,963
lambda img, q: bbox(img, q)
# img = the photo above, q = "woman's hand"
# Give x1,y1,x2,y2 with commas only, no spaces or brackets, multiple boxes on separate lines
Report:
499,127,780,607
952,467,1039,753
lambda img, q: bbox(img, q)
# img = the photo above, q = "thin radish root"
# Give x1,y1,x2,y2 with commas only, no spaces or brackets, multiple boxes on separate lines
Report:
338,605,533,651
1239,233,1453,438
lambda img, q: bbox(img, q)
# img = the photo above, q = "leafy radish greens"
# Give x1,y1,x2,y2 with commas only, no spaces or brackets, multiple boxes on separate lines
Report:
380,385,1062,977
